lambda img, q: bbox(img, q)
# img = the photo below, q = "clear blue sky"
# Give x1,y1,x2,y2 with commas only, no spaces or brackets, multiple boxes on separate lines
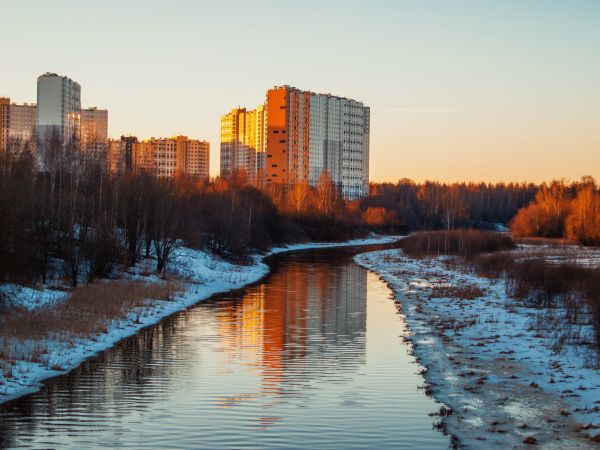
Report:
2,0,599,182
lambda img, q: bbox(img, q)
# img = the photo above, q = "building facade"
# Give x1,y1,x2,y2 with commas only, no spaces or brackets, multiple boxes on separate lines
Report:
220,105,266,184
222,86,370,199
0,97,37,152
108,135,138,175
80,107,108,158
178,136,210,179
132,136,209,179
266,86,370,199
36,73,81,143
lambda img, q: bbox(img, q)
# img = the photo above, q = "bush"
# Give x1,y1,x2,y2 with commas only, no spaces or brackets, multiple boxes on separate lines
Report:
400,229,515,259
468,252,600,354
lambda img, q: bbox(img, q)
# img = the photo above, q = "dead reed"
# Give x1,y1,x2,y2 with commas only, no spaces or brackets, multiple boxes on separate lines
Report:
0,280,180,367
468,252,600,355
400,230,515,259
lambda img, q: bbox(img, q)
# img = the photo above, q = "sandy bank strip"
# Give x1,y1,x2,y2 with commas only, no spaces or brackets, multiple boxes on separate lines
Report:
355,248,600,449
0,236,400,404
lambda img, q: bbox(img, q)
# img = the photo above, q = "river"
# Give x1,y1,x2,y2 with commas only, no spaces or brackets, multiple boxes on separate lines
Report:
0,245,449,449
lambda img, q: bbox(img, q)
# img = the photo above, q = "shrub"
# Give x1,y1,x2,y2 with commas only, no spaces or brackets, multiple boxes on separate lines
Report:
400,229,515,259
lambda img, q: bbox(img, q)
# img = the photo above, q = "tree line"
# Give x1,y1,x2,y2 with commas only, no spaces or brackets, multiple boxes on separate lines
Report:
4,134,592,291
0,137,367,288
361,179,537,231
510,177,600,246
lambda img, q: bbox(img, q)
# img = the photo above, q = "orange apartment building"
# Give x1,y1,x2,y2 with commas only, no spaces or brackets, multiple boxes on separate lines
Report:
222,86,370,199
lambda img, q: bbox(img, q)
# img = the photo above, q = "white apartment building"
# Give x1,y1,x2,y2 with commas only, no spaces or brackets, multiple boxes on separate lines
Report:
37,73,81,143
308,93,370,199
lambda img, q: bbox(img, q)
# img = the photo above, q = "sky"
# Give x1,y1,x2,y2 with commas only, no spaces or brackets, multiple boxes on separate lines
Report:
2,0,599,183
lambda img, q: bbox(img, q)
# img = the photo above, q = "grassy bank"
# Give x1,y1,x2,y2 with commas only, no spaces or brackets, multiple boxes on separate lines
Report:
0,280,179,379
400,229,600,360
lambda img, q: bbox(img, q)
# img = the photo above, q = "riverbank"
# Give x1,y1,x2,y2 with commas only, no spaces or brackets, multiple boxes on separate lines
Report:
355,248,600,449
0,236,400,404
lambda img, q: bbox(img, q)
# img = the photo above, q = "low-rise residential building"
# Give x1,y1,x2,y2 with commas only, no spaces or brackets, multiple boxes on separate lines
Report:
132,136,209,179
108,135,138,175
80,107,108,159
0,97,37,152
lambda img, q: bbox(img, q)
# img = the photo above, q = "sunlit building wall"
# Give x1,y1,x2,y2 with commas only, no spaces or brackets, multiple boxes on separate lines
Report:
220,105,266,184
132,139,156,174
265,86,370,199
0,97,37,152
107,138,124,174
80,107,108,159
179,136,210,179
132,136,209,179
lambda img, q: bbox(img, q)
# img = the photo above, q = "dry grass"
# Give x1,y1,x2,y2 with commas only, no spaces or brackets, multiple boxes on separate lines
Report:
429,284,486,300
401,232,600,359
401,230,515,259
0,280,180,366
467,251,600,358
515,236,575,247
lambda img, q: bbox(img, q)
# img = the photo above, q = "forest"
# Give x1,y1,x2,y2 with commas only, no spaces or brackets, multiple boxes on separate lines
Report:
0,137,595,293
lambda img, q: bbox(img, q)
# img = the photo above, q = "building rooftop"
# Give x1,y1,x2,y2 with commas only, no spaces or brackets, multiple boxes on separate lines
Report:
270,85,365,104
38,72,81,87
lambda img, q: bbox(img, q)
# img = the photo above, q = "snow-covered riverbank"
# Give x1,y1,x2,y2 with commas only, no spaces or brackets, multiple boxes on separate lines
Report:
355,248,600,449
0,236,399,404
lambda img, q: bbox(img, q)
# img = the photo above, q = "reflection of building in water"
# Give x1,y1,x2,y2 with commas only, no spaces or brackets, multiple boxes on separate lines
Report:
214,259,367,398
306,262,367,342
215,286,266,363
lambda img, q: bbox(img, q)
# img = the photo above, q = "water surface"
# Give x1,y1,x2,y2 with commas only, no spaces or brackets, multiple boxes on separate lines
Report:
0,246,449,449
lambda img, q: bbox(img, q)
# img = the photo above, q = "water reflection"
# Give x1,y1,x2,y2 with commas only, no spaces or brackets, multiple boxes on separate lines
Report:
213,261,367,410
0,246,448,449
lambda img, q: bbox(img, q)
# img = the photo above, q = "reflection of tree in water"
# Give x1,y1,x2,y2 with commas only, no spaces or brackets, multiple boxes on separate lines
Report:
0,243,388,447
0,311,200,447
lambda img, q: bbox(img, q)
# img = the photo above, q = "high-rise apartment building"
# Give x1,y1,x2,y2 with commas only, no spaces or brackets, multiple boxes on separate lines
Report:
266,86,370,199
305,90,370,199
36,73,81,143
108,135,138,174
132,136,209,179
265,87,310,186
107,138,124,174
220,105,266,184
80,107,108,158
178,136,210,179
222,86,370,199
0,97,37,152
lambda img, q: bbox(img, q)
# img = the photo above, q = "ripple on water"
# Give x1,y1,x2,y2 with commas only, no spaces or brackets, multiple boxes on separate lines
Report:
0,248,449,449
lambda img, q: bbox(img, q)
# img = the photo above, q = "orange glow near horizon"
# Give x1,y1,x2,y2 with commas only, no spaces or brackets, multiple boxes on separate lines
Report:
1,1,598,184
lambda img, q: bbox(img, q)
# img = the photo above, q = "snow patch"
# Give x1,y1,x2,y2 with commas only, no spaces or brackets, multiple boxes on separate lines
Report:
0,235,400,404
355,248,600,448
